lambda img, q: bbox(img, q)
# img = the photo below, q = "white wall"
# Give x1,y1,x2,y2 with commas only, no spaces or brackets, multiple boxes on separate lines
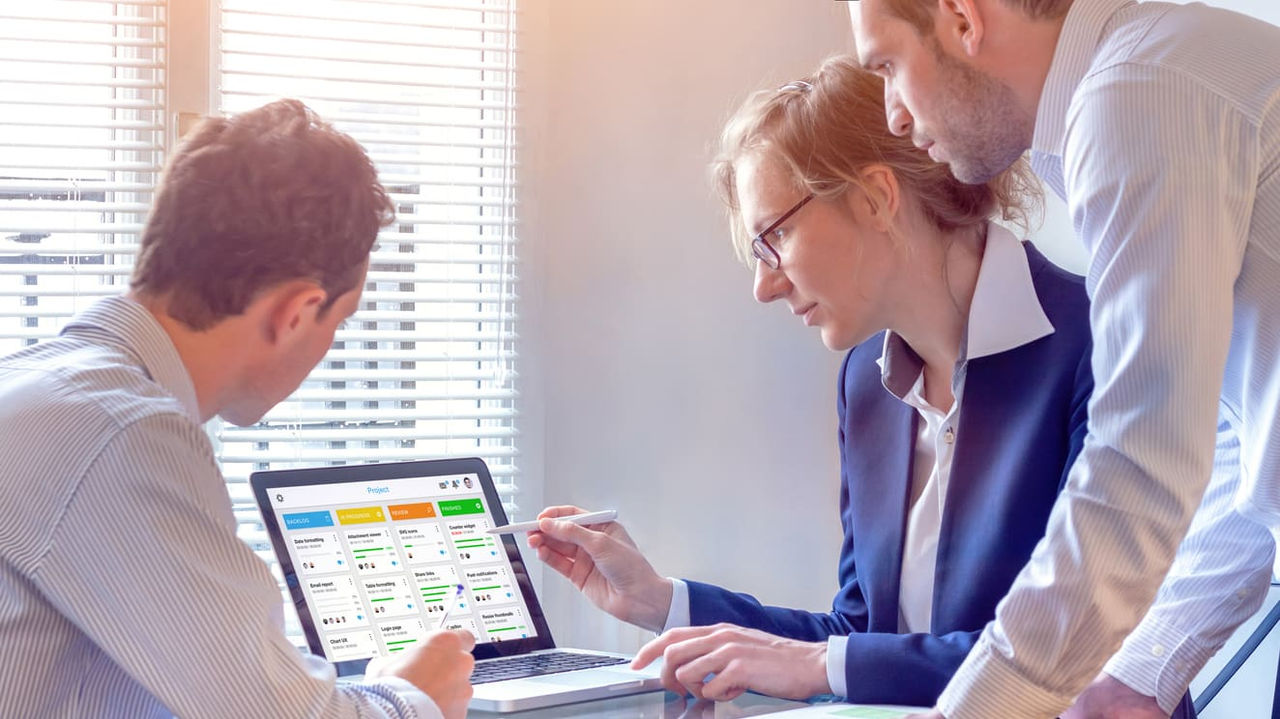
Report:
519,0,852,652
518,3,1279,712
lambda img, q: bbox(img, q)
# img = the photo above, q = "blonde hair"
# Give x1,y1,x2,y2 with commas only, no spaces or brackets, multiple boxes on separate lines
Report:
711,55,1040,263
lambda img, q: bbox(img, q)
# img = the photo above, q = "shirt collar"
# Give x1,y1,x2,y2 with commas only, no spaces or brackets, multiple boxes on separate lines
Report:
1031,0,1135,157
62,295,203,424
965,223,1055,358
878,222,1055,398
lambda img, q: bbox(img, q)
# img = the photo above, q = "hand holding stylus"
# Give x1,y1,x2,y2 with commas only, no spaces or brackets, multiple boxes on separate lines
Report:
526,505,674,633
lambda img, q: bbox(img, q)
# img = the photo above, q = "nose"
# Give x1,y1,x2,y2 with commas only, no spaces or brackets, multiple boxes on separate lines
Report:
753,260,791,304
884,83,913,138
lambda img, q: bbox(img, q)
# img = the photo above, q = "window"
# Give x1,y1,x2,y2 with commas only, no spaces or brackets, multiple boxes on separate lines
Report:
0,0,521,646
0,0,165,345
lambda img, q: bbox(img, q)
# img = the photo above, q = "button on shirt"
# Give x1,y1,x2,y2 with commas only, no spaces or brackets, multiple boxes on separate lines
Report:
662,222,1055,697
0,296,442,718
938,1,1280,717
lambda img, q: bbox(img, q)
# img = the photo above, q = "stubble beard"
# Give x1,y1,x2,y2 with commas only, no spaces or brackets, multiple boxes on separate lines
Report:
931,43,1033,185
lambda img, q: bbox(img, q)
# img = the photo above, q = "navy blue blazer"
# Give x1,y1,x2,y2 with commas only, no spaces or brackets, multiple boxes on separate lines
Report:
686,243,1096,706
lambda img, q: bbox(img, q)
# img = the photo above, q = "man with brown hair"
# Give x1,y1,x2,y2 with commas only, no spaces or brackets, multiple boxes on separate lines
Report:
847,0,1280,718
0,99,475,718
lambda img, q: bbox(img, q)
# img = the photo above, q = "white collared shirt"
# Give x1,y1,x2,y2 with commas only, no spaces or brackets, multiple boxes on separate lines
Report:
938,1,1280,717
894,369,957,636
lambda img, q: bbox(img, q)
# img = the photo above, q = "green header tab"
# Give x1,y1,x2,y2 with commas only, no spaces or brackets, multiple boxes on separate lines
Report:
438,498,485,516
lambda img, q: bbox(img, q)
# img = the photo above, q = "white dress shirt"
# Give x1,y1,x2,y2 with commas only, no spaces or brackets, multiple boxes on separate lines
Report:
664,222,1056,697
0,297,442,718
894,369,960,636
938,1,1280,717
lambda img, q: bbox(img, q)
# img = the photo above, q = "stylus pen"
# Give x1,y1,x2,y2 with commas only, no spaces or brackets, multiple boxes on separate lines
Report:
433,583,466,631
485,509,618,535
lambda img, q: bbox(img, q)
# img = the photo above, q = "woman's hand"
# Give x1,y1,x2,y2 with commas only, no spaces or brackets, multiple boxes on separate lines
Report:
631,623,830,702
527,505,673,632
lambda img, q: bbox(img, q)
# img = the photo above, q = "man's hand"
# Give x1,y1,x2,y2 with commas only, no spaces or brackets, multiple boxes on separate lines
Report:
1062,674,1167,719
904,711,944,719
365,629,476,719
630,623,829,702
527,505,673,631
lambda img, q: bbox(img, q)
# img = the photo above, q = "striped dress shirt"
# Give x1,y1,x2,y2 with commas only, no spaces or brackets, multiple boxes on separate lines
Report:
0,296,442,718
937,1,1280,717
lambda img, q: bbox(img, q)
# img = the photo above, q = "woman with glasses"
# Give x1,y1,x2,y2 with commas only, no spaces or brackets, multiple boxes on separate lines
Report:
529,55,1190,716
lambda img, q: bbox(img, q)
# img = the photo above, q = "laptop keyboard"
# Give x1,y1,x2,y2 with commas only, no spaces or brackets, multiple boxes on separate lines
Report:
471,651,630,685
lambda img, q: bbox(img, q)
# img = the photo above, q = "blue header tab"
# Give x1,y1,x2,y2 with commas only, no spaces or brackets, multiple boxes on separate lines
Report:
283,510,335,530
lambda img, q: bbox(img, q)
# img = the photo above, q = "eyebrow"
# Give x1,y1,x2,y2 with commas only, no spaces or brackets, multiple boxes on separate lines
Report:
851,16,882,69
752,195,814,238
854,36,880,69
748,208,786,238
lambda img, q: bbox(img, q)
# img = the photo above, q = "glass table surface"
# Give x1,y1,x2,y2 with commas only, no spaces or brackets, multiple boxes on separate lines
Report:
469,690,809,718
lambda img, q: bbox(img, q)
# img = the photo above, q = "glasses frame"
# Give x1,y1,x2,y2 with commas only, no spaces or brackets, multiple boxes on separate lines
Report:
750,193,815,270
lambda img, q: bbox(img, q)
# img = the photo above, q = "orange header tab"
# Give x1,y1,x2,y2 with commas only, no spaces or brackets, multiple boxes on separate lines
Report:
335,506,387,525
388,502,437,521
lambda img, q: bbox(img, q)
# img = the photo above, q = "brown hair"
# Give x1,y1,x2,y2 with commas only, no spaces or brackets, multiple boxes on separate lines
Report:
712,55,1040,262
882,0,1072,34
131,99,394,330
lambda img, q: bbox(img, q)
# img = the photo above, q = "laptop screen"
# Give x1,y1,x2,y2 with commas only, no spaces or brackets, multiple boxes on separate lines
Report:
251,458,555,673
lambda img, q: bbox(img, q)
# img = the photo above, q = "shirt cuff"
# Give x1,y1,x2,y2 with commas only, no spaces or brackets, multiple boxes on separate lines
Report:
1103,615,1216,714
663,578,690,632
935,639,1074,719
826,635,849,697
362,677,445,719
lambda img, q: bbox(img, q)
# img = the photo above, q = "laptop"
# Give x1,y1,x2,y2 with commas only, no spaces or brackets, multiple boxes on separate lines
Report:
251,457,663,712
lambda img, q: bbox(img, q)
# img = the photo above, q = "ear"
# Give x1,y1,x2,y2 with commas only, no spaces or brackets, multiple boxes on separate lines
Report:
938,0,985,57
852,164,901,232
256,280,328,347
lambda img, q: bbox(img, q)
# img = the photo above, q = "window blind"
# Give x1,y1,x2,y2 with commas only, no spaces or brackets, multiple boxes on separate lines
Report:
215,0,521,643
0,0,165,344
0,0,520,650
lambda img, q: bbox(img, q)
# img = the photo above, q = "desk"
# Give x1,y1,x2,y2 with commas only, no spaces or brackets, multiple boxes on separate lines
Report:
471,690,807,718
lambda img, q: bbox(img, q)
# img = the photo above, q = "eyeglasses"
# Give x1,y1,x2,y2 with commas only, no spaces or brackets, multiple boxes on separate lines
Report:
750,193,815,270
